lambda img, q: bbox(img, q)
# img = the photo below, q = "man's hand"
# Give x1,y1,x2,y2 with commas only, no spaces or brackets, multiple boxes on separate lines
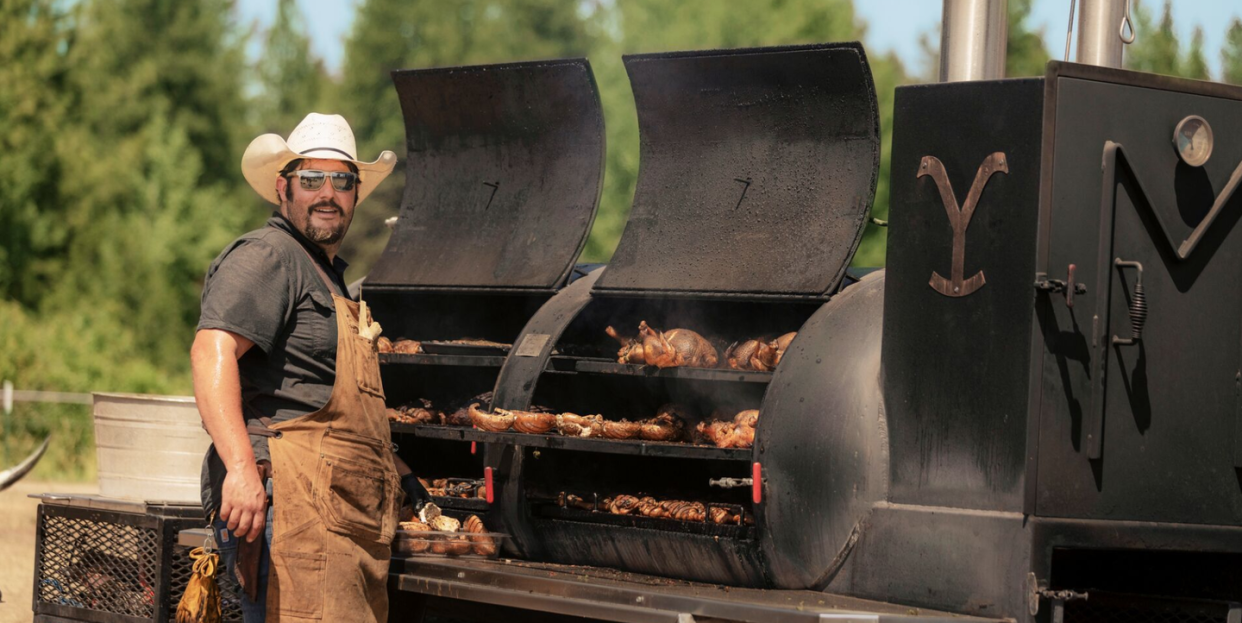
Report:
220,465,267,542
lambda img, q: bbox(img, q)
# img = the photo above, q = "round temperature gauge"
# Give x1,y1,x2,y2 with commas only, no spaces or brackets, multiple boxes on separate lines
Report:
1173,115,1213,167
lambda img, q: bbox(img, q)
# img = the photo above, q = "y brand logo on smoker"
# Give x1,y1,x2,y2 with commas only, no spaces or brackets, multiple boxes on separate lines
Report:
918,152,1008,297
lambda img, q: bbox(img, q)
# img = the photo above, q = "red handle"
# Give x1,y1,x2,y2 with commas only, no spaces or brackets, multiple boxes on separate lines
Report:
752,462,762,504
484,466,494,504
470,441,477,455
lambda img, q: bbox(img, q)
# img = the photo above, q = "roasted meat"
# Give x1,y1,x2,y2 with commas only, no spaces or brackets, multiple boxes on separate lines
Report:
559,493,596,511
637,321,718,368
695,410,758,449
708,506,741,525
733,409,759,428
724,339,772,371
376,336,394,353
392,339,422,354
605,326,646,364
512,410,558,434
463,515,497,556
639,412,685,442
636,496,665,518
468,404,514,432
555,412,604,438
443,392,491,427
387,400,442,425
668,501,706,522
446,535,473,556
608,495,642,515
601,419,642,439
430,515,460,532
769,332,796,366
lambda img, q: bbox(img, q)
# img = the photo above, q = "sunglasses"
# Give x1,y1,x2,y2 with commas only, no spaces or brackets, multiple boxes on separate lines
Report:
287,170,359,192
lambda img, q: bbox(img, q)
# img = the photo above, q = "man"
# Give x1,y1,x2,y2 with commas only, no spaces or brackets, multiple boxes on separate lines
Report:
192,113,433,623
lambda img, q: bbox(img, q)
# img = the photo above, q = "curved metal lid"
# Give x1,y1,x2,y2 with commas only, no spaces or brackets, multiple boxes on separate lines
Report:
367,59,605,292
595,42,880,300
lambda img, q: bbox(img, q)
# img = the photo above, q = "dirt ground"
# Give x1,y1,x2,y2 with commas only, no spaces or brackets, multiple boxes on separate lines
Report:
0,480,98,623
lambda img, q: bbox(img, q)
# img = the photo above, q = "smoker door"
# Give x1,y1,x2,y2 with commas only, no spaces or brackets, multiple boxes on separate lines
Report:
1036,68,1242,525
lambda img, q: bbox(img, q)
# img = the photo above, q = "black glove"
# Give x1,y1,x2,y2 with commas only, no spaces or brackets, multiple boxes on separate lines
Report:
400,473,433,514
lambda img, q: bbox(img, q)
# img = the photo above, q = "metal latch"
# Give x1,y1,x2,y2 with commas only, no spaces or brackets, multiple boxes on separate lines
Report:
708,477,753,489
1027,573,1089,617
1035,264,1088,307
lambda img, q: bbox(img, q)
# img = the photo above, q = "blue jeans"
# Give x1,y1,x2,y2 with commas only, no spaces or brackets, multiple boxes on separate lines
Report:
213,479,273,623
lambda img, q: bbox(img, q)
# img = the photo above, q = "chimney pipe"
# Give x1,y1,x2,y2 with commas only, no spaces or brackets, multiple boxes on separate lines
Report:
939,0,1009,82
1075,0,1130,68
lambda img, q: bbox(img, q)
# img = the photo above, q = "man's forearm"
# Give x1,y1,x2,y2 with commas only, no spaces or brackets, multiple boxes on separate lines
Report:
191,335,256,475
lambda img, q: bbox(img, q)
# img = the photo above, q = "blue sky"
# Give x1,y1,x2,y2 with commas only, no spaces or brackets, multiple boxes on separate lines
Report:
237,0,1241,79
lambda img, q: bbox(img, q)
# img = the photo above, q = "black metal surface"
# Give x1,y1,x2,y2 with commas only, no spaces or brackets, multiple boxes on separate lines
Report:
429,496,489,512
395,557,993,623
1035,65,1242,525
367,59,604,292
1061,592,1241,623
379,353,506,368
556,358,773,384
756,270,888,590
533,506,752,539
882,78,1045,512
595,42,879,300
418,342,511,356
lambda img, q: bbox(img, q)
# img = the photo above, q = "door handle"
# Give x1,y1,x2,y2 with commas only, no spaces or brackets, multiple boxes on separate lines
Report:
1111,259,1146,346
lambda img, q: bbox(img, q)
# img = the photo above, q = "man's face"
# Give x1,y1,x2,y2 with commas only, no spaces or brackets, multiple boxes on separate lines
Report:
276,158,358,247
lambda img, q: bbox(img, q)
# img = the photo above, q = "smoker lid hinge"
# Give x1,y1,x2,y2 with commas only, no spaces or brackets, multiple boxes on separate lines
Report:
1027,572,1089,616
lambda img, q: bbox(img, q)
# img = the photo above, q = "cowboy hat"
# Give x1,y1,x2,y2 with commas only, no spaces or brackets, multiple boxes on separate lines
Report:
241,113,397,205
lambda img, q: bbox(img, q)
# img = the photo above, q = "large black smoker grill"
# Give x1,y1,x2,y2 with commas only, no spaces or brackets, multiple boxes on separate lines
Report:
381,52,1242,623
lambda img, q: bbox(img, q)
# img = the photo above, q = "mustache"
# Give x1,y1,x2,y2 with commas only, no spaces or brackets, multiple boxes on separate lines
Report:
307,199,342,215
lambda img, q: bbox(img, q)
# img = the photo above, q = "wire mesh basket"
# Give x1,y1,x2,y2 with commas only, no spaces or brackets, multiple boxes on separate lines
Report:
32,498,241,623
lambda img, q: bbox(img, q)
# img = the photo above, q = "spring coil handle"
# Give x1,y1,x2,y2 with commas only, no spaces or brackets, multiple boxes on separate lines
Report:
1112,259,1146,345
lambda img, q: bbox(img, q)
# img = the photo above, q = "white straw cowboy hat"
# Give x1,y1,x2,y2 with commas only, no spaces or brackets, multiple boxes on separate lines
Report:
242,113,397,205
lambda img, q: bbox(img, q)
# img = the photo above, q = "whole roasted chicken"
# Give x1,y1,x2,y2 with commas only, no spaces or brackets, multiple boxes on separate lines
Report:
694,409,759,449
724,332,797,371
605,322,718,368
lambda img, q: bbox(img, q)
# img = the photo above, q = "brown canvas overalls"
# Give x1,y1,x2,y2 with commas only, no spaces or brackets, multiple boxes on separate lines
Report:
259,294,399,622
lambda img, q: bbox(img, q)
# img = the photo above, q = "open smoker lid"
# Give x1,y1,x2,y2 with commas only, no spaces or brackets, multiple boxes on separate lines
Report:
366,59,605,292
594,42,879,300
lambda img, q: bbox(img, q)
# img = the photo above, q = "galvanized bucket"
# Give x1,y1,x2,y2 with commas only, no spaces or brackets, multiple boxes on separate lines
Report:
92,393,208,503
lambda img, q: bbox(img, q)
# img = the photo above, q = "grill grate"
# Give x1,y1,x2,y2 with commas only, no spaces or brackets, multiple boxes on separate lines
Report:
166,544,245,623
36,511,160,617
1064,593,1241,623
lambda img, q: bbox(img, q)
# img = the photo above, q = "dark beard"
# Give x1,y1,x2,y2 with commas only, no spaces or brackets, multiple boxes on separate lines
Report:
304,200,347,245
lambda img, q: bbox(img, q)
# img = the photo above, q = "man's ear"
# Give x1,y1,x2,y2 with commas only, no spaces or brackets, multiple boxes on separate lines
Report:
275,174,288,199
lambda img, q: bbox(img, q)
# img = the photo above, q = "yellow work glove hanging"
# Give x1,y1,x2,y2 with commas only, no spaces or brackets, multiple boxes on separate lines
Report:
175,546,222,623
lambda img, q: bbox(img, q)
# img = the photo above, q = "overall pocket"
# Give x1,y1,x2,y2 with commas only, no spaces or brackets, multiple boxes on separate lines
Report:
269,550,326,618
313,431,397,544
351,335,385,399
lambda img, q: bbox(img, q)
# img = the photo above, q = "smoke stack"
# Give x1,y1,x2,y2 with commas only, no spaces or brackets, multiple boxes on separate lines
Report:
939,0,1009,82
1075,0,1131,68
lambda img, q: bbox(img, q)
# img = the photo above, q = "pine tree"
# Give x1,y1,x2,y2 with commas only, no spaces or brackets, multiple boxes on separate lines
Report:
1183,27,1210,81
0,0,73,305
1125,0,1181,77
254,0,328,135
1006,0,1051,78
1222,18,1242,85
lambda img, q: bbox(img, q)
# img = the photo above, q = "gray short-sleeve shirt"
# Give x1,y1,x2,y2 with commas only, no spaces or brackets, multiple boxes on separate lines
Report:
198,212,352,516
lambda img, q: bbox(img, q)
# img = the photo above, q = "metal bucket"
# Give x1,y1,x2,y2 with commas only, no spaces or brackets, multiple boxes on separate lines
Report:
92,393,208,503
